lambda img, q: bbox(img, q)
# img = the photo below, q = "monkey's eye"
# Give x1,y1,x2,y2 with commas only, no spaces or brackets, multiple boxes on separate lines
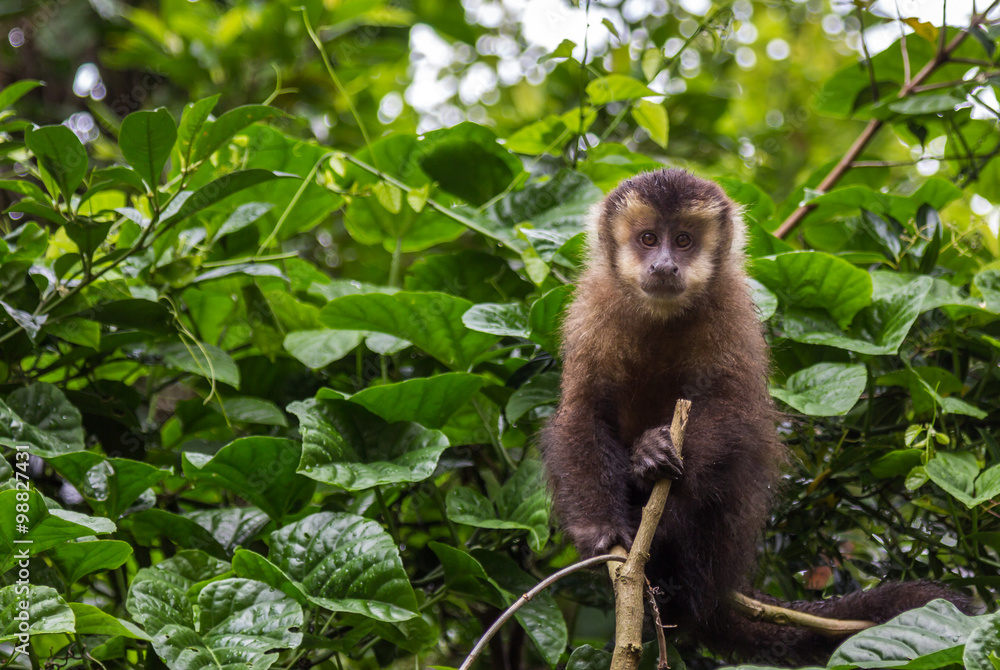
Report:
640,232,658,247
675,233,692,249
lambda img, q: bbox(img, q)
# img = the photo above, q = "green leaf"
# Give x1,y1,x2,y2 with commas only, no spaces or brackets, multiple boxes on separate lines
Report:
752,251,872,328
0,80,43,111
0,585,74,643
568,644,613,670
191,104,286,163
529,284,574,353
506,372,561,422
177,94,219,165
926,452,1000,508
319,291,499,370
784,277,933,356
160,169,292,228
965,612,1000,670
182,437,315,522
770,363,867,416
185,507,270,555
231,549,309,605
267,512,418,622
128,553,302,670
0,489,115,571
121,509,228,559
349,372,489,428
418,123,523,206
486,169,601,233
283,329,364,369
48,539,133,584
71,603,151,640
586,74,655,104
749,278,778,321
631,99,668,148
44,452,167,518
871,449,923,479
119,108,176,191
829,599,978,670
889,93,964,115
462,302,530,338
427,542,505,607
290,397,450,491
25,125,88,202
153,341,241,389
447,460,550,551
0,382,84,453
214,201,274,239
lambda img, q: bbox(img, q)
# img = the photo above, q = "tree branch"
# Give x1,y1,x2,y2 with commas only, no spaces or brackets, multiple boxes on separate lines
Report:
775,0,1000,239
610,399,691,670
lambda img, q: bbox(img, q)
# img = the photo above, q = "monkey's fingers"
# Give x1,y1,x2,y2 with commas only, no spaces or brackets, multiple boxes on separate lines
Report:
632,429,684,481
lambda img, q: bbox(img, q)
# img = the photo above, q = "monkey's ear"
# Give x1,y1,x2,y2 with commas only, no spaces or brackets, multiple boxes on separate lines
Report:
729,206,748,259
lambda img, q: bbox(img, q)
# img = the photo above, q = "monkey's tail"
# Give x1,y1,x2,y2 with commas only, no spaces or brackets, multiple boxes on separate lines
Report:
701,581,973,667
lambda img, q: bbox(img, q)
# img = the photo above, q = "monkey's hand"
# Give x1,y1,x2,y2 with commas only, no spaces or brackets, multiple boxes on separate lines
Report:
631,426,684,482
566,522,634,557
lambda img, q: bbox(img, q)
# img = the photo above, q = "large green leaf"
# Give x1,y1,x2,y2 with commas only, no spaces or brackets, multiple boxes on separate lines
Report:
462,302,531,338
829,599,978,670
71,602,151,640
926,452,1000,509
485,169,601,233
185,507,271,555
127,551,302,670
784,277,932,355
770,363,867,416
176,94,220,165
182,437,315,522
119,107,176,191
160,169,292,229
290,397,450,490
752,251,872,328
319,291,499,369
121,509,228,559
586,74,655,104
48,539,133,584
447,460,550,551
0,489,115,570
190,104,286,163
283,329,364,369
267,512,418,622
506,372,561,422
418,123,523,206
0,80,43,111
0,382,84,453
0,585,74,642
25,124,88,202
965,611,1000,670
348,372,489,428
152,341,241,388
44,451,167,518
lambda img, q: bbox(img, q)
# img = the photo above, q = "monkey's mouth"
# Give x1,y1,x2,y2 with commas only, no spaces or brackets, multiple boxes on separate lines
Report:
640,278,685,297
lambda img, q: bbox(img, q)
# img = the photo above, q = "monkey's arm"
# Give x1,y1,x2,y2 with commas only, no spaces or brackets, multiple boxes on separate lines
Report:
542,389,633,558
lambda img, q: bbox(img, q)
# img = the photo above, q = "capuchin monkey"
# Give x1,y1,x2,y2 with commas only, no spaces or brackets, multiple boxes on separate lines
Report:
541,168,970,665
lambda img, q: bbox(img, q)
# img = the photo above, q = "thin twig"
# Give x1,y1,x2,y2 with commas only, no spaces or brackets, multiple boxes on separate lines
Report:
896,0,911,85
457,554,627,670
646,578,672,669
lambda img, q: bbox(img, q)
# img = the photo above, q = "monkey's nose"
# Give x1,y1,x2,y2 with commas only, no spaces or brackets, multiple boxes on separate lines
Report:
649,262,679,276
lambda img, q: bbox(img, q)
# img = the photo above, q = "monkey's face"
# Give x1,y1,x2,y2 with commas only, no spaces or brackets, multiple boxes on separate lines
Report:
604,187,725,316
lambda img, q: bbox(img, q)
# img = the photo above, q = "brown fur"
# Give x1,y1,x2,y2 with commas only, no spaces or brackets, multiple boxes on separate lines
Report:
540,168,971,665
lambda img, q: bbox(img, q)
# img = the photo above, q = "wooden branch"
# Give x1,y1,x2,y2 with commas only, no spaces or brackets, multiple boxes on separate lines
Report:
774,0,1000,240
458,554,627,670
610,399,691,670
728,592,876,638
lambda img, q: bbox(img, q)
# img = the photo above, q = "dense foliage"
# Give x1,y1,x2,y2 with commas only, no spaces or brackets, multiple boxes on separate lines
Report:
1,0,1000,668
